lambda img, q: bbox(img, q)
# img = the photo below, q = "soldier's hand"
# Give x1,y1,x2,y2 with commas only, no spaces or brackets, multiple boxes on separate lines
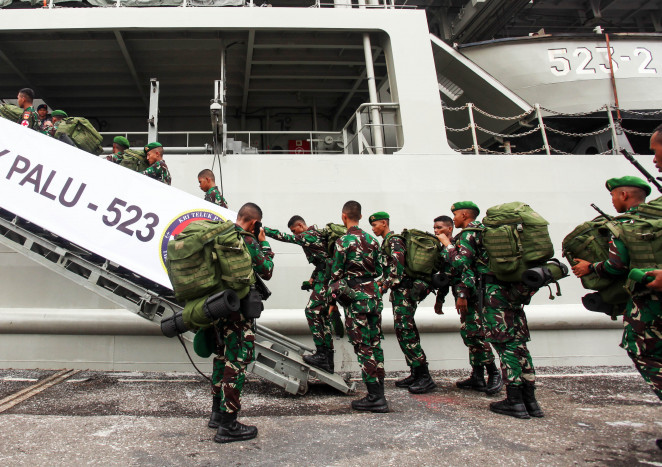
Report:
328,304,338,316
437,233,451,247
571,258,592,277
258,227,266,242
456,297,468,314
645,270,662,292
434,300,444,315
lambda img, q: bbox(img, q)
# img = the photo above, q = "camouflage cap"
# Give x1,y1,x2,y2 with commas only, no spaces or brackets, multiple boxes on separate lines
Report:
450,201,480,215
605,176,651,196
113,136,130,148
144,141,163,152
51,110,68,118
369,211,390,224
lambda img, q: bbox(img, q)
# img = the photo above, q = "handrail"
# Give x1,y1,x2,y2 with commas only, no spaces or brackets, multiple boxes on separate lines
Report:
340,102,401,154
39,0,420,9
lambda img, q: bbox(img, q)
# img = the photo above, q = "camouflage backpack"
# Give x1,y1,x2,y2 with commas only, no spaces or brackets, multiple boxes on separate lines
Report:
54,117,104,155
119,149,148,172
616,196,662,271
482,202,555,282
562,215,629,317
166,220,255,303
385,229,442,283
0,103,22,122
323,223,348,256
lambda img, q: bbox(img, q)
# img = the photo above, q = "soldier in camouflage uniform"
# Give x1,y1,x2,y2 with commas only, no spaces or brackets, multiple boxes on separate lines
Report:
106,136,130,164
209,202,274,444
573,177,662,402
370,211,436,394
437,202,502,395
264,216,336,372
327,200,388,412
198,169,228,209
432,215,454,315
48,110,67,137
16,88,40,131
140,142,171,185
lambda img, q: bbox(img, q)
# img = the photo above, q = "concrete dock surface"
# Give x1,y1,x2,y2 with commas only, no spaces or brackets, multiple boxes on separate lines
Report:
0,366,660,466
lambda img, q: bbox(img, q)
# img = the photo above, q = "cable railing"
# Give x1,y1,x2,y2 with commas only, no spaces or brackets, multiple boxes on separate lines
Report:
442,103,660,155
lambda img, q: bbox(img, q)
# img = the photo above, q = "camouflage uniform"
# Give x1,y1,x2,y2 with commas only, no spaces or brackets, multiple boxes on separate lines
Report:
442,221,496,367
483,281,536,386
18,106,39,131
106,151,125,164
380,232,429,369
204,186,228,209
211,226,274,414
264,225,333,349
328,226,384,383
48,120,62,137
591,206,662,400
141,160,171,185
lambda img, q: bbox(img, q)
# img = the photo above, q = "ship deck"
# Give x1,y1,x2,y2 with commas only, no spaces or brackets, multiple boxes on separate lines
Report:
0,366,660,465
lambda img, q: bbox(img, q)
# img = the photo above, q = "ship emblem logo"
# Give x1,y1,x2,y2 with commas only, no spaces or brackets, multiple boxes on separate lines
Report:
159,209,225,271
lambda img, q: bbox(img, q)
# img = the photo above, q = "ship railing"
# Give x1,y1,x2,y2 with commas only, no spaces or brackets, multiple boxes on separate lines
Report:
101,102,401,155
41,0,418,9
224,130,344,155
100,130,213,155
340,102,401,154
442,102,662,155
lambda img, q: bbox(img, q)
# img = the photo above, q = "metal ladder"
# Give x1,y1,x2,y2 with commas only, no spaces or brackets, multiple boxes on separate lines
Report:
0,208,355,396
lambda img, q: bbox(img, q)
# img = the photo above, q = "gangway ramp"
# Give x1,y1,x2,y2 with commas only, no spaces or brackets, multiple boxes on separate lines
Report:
0,119,354,395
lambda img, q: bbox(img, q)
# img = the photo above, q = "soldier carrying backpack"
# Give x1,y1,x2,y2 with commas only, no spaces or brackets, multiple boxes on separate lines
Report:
370,211,438,394
477,201,568,420
436,202,502,396
564,177,651,318
160,203,274,445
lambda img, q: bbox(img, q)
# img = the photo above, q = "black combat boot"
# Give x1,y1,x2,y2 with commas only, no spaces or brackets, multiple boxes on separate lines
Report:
303,346,332,373
351,381,389,413
408,364,437,394
208,397,222,429
214,412,258,444
456,365,487,391
489,385,530,419
656,439,662,450
395,368,416,388
485,361,504,395
522,382,544,418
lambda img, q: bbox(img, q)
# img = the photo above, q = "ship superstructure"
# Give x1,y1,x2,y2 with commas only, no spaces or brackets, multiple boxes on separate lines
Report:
0,1,659,372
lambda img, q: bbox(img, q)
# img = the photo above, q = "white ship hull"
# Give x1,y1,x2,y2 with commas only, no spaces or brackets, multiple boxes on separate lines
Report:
0,7,656,371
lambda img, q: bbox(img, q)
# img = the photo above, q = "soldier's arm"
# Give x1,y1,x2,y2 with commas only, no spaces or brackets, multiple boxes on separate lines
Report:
243,234,275,280
263,227,321,249
450,230,477,298
141,163,158,178
328,239,347,284
382,236,405,291
593,237,629,278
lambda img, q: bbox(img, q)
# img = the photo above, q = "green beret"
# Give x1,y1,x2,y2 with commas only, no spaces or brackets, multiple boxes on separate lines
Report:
193,327,216,358
605,176,651,196
369,211,390,224
144,142,163,152
113,136,130,148
51,110,68,118
450,201,480,215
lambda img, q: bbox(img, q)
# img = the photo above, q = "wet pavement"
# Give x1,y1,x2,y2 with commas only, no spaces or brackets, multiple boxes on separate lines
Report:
0,366,660,466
